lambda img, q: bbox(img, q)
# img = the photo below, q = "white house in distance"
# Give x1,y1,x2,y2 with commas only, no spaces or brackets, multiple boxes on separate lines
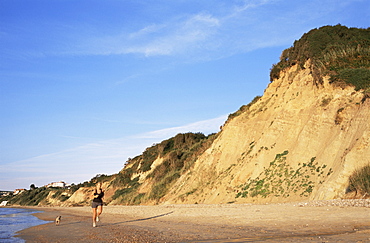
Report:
0,201,8,206
46,181,67,188
13,189,26,195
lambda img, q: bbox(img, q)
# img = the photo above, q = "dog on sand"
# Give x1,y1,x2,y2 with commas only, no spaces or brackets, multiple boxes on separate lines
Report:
55,216,62,226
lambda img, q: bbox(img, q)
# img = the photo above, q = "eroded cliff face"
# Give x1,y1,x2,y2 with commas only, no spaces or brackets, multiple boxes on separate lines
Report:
162,61,370,204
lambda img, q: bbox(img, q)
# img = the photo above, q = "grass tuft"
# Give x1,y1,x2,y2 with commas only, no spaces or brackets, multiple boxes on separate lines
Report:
348,164,370,197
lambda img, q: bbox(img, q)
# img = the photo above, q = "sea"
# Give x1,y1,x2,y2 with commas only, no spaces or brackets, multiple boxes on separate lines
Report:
0,207,51,242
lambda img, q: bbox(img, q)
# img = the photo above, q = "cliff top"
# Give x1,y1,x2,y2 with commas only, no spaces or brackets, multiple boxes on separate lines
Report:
270,25,370,93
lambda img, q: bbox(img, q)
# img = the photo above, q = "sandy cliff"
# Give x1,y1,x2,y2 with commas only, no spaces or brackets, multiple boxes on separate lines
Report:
163,60,370,204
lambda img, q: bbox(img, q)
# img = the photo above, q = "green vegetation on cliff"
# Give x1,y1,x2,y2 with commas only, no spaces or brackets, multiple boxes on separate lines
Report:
7,187,68,206
236,151,333,199
111,132,217,204
348,164,370,197
270,25,370,93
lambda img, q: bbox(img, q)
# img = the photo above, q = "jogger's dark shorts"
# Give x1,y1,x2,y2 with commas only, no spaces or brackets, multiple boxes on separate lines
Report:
91,201,103,208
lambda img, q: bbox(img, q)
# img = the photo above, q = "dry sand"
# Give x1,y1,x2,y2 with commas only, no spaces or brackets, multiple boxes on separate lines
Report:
16,200,370,242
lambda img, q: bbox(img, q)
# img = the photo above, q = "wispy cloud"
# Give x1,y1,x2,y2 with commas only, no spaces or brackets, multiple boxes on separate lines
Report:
3,0,365,62
75,0,298,59
0,115,227,190
231,0,275,14
87,13,220,57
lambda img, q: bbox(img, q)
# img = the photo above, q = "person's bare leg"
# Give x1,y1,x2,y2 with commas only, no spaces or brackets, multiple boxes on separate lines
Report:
96,205,103,222
92,208,97,227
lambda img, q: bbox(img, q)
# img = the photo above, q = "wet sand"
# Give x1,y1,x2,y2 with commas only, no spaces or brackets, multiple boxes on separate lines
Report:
16,200,370,242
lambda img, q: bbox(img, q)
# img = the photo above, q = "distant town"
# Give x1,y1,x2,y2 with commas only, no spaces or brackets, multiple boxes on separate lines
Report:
1,181,70,197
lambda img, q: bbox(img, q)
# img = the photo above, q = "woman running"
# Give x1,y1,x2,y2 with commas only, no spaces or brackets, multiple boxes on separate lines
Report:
91,182,104,227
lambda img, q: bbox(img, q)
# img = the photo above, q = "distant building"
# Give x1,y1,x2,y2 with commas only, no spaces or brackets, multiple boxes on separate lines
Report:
13,189,26,195
46,181,67,188
0,201,8,206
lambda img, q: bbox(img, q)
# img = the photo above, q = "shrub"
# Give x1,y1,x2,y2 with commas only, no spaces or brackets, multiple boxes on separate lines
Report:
90,174,114,183
348,164,370,197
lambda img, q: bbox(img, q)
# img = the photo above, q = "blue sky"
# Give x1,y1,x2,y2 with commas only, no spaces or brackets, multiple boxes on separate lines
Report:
1,0,369,191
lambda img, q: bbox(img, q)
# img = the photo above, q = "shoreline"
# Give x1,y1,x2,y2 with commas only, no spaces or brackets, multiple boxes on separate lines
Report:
16,200,370,242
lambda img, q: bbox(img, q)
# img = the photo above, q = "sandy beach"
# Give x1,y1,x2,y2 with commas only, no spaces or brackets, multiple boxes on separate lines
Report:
16,200,370,242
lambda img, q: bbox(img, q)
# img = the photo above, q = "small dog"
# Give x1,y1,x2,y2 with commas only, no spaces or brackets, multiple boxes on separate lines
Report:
55,216,62,226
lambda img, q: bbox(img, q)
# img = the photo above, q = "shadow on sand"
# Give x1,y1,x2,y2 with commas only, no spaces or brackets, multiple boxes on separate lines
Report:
107,211,174,226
